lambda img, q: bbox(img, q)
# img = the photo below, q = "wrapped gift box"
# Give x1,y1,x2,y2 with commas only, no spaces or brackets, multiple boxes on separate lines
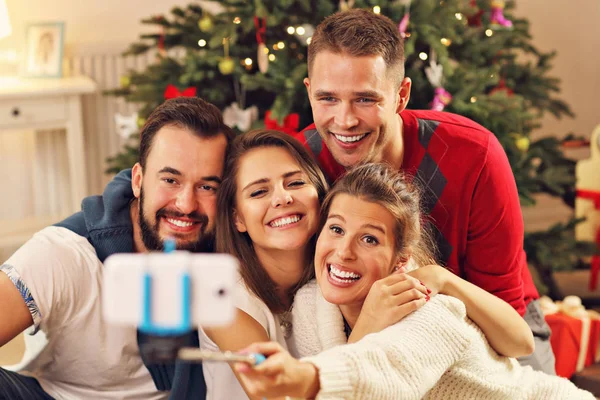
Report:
542,296,600,378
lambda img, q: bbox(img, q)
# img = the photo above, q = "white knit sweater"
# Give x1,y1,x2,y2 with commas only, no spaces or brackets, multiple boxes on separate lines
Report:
290,280,594,400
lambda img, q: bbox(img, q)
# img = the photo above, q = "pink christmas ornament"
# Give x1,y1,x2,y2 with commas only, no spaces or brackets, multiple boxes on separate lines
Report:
490,0,513,28
398,13,410,38
431,87,452,112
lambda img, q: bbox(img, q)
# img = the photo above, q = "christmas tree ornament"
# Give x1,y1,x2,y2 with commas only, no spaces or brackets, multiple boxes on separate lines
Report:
219,58,235,75
254,16,269,74
466,0,483,27
490,0,513,28
490,78,514,96
425,53,452,111
338,0,355,11
114,113,138,139
398,12,410,39
158,28,166,57
264,111,300,136
164,84,197,99
430,87,452,111
257,43,268,73
137,116,146,129
510,133,530,152
152,15,167,57
219,38,235,75
223,102,258,131
398,0,411,38
119,75,130,87
198,14,214,32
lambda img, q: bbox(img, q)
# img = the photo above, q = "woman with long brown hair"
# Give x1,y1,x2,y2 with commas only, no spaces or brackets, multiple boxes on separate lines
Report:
200,131,534,400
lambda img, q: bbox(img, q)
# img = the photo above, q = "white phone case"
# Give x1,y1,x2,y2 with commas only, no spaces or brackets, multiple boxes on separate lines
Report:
102,252,238,331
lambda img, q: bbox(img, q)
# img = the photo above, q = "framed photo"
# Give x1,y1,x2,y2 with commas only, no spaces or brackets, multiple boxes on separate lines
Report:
23,22,65,78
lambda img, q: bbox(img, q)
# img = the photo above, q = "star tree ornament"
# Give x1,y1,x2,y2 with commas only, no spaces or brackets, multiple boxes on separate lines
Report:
425,53,452,111
223,103,259,132
254,16,268,74
114,112,138,140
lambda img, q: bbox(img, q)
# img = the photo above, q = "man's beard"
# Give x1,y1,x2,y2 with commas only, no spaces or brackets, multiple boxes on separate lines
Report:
138,188,215,253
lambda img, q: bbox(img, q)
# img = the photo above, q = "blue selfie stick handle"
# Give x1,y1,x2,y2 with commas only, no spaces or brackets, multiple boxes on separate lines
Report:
252,353,267,366
164,237,176,253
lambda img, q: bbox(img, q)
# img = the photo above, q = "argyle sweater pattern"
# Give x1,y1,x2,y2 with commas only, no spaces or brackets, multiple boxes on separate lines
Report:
291,110,539,315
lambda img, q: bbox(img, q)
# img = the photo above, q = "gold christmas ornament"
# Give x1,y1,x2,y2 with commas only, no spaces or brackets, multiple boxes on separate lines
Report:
515,136,530,152
510,133,530,152
219,57,235,75
119,76,130,87
198,15,214,32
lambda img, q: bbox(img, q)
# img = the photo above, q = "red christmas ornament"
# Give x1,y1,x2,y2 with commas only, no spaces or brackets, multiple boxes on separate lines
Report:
154,15,167,57
164,84,197,100
490,79,514,96
466,0,484,27
264,111,300,136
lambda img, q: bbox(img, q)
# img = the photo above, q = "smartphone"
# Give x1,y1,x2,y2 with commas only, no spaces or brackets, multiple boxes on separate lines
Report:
102,252,238,330
178,348,266,366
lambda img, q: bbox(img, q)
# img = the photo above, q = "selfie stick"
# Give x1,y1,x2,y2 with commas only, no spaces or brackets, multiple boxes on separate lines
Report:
138,238,192,336
178,349,267,366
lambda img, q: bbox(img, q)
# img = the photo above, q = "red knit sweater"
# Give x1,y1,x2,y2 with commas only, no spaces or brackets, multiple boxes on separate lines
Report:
292,109,539,316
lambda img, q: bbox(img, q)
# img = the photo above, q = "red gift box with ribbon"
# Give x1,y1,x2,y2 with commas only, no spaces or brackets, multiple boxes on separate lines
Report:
542,296,600,378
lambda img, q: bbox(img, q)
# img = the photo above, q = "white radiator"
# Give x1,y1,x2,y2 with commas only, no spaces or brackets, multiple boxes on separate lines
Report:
65,49,158,195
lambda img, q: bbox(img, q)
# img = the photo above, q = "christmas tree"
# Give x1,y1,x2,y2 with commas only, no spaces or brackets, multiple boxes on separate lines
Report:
106,0,595,296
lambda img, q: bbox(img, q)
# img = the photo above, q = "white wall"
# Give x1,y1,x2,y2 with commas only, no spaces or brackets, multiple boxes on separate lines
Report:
515,0,600,141
1,0,182,56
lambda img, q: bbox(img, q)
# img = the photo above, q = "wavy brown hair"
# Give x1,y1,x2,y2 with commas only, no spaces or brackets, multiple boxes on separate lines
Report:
319,163,437,267
216,130,329,313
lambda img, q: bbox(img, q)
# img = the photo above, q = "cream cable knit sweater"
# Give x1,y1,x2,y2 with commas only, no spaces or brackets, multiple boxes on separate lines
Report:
290,280,594,400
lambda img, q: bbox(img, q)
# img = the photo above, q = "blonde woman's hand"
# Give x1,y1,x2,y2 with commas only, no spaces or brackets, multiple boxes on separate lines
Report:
349,271,430,343
234,342,320,399
407,264,452,296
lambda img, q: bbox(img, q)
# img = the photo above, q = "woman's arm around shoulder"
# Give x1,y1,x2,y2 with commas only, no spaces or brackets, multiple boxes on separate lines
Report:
409,265,534,358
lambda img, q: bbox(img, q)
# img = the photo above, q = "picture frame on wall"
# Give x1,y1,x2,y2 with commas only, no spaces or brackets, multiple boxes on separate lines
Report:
23,22,65,78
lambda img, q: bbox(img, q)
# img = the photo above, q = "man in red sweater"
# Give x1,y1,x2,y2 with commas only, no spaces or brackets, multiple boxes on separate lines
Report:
292,9,555,374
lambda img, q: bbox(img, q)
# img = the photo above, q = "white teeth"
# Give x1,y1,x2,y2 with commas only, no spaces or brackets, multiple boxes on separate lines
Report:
166,218,194,228
329,265,361,282
334,133,367,143
270,215,301,228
